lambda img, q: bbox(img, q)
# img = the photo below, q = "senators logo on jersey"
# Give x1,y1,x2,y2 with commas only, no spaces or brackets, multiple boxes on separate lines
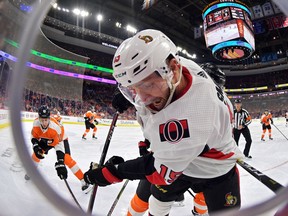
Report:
159,119,190,143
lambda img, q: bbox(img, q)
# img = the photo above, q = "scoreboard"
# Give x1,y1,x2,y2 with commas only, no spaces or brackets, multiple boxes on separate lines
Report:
203,0,255,61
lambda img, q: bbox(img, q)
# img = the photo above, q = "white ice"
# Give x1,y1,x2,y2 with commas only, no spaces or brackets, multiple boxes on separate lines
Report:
0,120,287,216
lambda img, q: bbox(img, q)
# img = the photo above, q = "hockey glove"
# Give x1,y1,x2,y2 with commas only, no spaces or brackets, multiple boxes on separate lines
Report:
32,138,44,159
270,119,274,125
84,156,124,186
38,138,53,154
94,119,99,125
138,139,151,156
112,90,133,113
55,159,67,180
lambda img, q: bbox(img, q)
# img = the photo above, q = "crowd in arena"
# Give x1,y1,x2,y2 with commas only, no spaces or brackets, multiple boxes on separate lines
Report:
22,85,136,120
231,90,288,119
226,70,288,89
1,0,288,121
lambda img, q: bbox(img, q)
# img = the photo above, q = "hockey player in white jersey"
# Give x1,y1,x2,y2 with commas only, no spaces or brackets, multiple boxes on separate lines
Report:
84,29,244,215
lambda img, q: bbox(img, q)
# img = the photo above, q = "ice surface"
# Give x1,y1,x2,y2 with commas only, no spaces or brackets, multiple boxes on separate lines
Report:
0,120,287,216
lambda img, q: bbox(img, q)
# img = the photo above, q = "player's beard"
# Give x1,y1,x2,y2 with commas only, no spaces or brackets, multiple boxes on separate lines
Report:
145,86,170,112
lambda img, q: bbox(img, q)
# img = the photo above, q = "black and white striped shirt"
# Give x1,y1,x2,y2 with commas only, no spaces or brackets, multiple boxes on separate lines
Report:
233,108,252,129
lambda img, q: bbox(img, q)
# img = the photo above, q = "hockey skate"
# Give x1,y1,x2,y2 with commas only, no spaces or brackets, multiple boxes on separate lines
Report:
92,136,97,140
269,137,273,140
82,136,87,140
261,138,265,141
81,179,92,194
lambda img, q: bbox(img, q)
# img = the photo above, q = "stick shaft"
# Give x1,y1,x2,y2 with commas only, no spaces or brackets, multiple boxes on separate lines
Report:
87,112,119,214
107,179,129,216
237,160,284,193
64,179,83,211
272,124,288,141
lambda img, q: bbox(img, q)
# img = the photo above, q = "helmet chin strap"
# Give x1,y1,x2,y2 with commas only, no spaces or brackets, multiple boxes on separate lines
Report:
148,64,183,114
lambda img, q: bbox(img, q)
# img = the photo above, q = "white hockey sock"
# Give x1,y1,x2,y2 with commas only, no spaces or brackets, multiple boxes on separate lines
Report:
148,195,174,216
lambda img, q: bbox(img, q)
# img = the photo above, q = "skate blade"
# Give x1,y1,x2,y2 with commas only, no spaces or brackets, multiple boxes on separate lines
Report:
84,185,93,194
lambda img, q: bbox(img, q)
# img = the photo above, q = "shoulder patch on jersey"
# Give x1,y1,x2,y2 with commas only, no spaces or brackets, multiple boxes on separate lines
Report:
159,119,190,143
197,71,208,79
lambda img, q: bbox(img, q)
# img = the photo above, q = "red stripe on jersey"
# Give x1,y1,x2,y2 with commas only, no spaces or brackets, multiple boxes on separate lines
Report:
201,148,234,160
102,167,122,184
146,171,167,185
179,119,188,130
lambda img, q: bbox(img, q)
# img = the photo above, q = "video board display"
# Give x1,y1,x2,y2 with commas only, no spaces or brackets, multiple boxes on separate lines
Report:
203,0,254,61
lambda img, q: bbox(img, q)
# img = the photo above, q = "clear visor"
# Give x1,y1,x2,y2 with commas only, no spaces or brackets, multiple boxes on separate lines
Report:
118,71,171,110
118,84,143,109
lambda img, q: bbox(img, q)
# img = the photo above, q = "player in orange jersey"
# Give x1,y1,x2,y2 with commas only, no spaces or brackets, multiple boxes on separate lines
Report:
82,110,101,140
29,105,89,191
261,110,274,141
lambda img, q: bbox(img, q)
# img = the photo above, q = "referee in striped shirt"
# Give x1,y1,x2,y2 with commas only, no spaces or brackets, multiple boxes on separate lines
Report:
233,99,252,158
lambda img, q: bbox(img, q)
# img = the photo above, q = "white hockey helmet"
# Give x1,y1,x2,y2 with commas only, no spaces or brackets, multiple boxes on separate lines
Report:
112,29,179,87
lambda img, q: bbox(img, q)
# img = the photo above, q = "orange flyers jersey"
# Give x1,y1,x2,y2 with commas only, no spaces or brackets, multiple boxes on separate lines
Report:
261,113,272,125
84,111,102,123
84,111,94,122
31,117,62,147
51,114,66,140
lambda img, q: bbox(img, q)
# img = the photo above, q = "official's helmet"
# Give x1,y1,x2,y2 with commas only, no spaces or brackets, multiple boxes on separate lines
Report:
234,99,242,104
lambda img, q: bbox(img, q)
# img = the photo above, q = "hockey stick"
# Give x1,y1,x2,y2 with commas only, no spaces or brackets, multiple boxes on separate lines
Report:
87,112,119,214
187,189,195,198
272,124,288,141
63,179,84,211
237,160,284,193
107,179,130,216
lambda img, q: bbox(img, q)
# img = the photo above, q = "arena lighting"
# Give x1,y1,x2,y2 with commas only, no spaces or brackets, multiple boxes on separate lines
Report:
96,14,103,21
116,22,122,28
73,8,89,17
80,10,89,17
176,46,196,59
52,3,57,9
126,25,137,33
0,50,116,85
4,39,113,73
224,86,268,92
72,8,80,15
275,83,288,88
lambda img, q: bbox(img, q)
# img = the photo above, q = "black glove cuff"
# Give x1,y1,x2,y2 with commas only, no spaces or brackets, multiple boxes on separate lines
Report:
56,151,65,161
31,138,39,145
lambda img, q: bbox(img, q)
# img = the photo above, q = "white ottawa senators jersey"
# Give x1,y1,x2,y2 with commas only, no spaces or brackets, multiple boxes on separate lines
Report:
136,57,243,182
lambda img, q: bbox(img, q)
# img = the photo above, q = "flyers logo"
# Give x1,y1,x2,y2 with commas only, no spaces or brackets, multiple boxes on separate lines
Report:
138,35,153,44
159,119,190,143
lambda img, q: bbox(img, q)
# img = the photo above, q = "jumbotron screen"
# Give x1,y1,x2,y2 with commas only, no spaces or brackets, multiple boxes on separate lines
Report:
203,0,255,61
